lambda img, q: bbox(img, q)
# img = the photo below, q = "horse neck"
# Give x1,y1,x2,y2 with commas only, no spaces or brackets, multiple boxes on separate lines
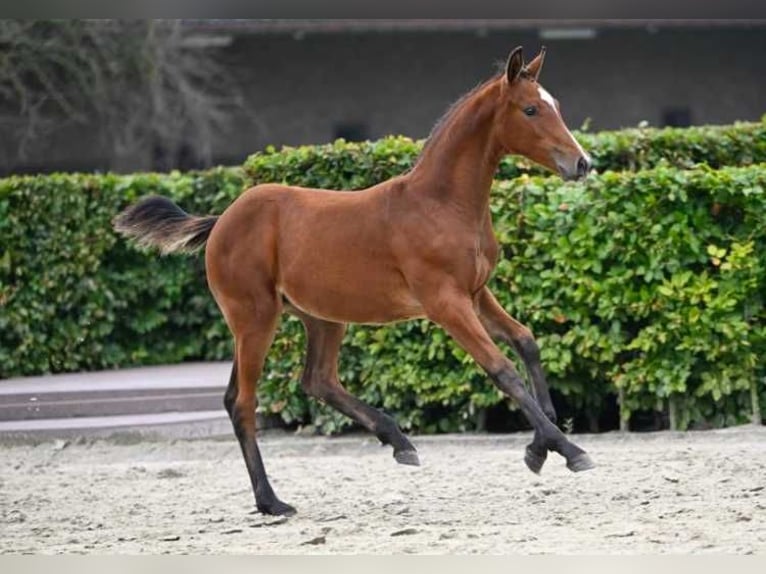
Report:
408,78,505,221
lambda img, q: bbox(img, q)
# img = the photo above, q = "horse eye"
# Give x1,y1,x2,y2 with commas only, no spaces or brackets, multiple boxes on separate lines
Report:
523,106,537,117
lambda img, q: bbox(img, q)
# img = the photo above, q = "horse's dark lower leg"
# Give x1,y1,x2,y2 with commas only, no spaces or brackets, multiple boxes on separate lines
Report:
514,337,557,424
315,383,419,466
225,359,288,508
478,287,557,423
501,330,557,424
490,365,592,473
228,308,296,516
231,411,293,515
297,312,418,465
223,359,238,417
427,291,593,474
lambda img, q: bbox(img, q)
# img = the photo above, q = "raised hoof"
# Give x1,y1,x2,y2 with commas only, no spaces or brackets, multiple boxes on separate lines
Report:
257,499,297,517
566,452,596,473
524,446,547,475
394,449,420,466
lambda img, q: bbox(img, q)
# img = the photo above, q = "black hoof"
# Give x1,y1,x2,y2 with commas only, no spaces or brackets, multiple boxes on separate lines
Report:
394,449,420,466
524,446,547,474
566,452,595,473
257,499,297,517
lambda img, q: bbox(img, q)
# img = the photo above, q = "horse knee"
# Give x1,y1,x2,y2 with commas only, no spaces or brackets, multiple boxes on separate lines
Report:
489,363,528,402
515,328,541,362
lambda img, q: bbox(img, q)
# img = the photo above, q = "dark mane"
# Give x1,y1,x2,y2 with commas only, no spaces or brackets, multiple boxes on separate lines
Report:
414,74,503,168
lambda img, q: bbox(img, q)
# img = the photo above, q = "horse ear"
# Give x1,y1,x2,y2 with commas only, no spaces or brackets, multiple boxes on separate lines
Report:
524,46,546,81
505,46,524,84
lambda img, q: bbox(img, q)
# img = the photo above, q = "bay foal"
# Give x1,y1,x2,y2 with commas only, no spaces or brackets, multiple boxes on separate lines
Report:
115,46,594,516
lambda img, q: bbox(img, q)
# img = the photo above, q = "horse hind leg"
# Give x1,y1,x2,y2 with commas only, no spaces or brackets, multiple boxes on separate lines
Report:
296,311,419,466
225,295,296,516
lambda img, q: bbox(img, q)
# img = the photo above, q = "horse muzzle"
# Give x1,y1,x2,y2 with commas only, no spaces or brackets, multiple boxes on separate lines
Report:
558,153,592,181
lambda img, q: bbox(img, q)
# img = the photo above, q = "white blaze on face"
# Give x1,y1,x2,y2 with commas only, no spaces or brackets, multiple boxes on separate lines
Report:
537,85,558,114
538,84,589,161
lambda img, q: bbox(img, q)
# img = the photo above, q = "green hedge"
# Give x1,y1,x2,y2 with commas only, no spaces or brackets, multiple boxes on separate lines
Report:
2,159,764,432
0,168,244,377
492,167,765,430
244,119,766,189
254,164,766,433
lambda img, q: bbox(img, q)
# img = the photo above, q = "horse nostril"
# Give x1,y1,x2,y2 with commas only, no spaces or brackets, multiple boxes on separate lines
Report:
576,156,590,178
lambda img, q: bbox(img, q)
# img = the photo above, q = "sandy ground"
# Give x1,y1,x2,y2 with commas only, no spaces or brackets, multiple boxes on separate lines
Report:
1,426,764,554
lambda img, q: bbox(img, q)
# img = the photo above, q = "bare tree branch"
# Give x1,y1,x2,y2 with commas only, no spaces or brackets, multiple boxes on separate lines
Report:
0,20,241,172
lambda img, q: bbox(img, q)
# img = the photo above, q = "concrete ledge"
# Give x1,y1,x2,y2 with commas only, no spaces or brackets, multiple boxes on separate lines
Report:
0,362,282,440
0,362,233,395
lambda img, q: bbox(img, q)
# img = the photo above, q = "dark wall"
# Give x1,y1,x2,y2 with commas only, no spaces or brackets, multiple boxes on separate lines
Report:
214,27,766,165
3,26,765,174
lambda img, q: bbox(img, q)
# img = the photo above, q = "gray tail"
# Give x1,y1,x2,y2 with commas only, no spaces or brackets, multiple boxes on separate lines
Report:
113,195,218,255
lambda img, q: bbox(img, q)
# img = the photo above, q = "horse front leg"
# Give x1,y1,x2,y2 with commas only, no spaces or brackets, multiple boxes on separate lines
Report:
477,286,557,424
423,286,594,474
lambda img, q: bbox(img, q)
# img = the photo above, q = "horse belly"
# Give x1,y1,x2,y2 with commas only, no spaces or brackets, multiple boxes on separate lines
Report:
279,266,424,325
275,188,425,323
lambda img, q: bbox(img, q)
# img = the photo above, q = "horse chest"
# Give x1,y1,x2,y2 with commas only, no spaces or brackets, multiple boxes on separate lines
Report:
426,234,497,290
